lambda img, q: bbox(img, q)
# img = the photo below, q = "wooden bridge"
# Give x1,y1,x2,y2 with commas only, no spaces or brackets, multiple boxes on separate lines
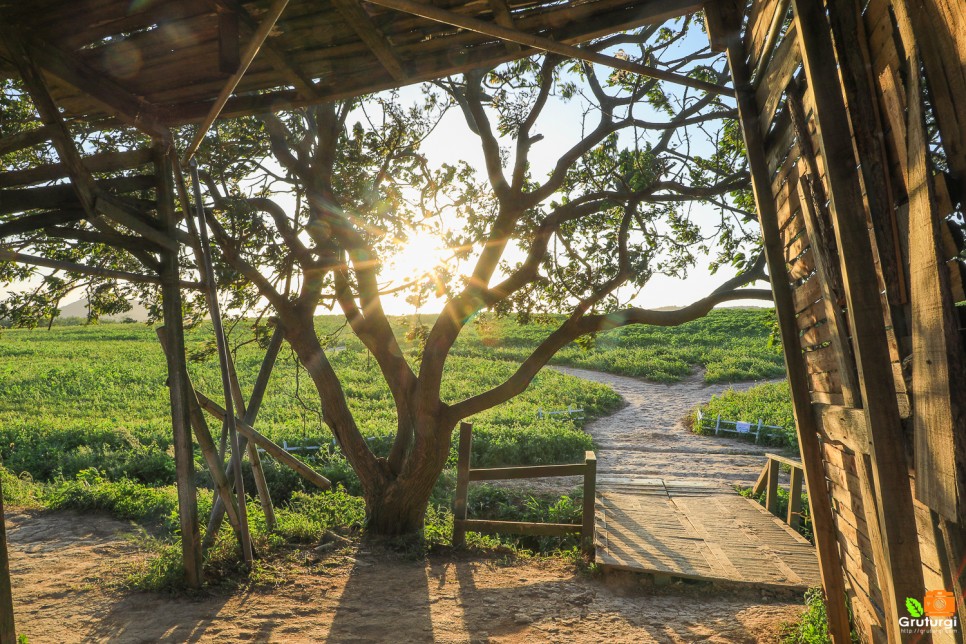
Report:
453,425,821,590
594,477,821,590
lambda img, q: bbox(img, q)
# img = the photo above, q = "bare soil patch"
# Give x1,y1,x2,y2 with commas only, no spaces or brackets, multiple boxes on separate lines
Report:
7,509,804,643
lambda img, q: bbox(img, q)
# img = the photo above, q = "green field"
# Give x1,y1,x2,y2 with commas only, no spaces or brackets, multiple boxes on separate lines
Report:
0,307,792,561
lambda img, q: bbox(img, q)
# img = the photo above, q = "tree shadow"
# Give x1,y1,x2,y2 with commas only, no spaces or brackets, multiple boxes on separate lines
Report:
327,552,436,642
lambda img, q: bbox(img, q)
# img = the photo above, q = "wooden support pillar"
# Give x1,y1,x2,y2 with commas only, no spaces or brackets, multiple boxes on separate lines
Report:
789,0,925,636
788,466,804,532
155,145,203,589
765,458,780,516
716,4,852,638
581,451,597,558
186,161,253,565
452,422,472,548
0,476,16,644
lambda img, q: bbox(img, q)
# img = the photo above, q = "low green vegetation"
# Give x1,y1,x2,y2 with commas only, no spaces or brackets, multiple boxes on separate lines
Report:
452,307,784,383
1,307,787,585
779,587,859,644
692,381,796,447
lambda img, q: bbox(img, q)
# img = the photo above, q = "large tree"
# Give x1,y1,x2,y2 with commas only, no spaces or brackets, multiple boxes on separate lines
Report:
1,18,771,533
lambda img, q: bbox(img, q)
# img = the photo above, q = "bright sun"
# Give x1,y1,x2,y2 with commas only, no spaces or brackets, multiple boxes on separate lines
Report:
383,233,451,288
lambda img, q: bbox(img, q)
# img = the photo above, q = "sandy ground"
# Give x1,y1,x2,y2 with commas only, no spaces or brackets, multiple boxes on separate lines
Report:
7,509,805,643
554,367,789,487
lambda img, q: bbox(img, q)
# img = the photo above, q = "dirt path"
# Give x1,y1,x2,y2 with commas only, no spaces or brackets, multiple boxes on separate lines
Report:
554,367,788,487
7,509,806,643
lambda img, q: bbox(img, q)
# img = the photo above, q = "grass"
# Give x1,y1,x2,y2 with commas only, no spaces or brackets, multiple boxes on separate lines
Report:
452,308,784,383
0,307,787,587
692,381,796,447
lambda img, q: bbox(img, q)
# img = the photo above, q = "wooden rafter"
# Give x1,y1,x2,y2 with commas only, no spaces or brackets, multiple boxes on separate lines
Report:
210,0,323,100
1,35,167,139
488,0,523,53
332,0,408,82
183,0,291,163
0,249,201,288
364,0,734,95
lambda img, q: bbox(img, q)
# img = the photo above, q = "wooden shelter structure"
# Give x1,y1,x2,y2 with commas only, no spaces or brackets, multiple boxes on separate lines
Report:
0,0,964,641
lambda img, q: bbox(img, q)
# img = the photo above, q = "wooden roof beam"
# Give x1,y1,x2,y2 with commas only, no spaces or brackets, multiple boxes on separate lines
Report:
332,0,408,82
365,0,735,96
0,36,168,140
0,248,201,289
210,0,323,100
488,0,523,54
183,0,291,164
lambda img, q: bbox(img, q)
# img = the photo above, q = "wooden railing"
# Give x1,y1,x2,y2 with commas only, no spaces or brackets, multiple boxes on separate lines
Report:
753,453,806,530
452,422,597,557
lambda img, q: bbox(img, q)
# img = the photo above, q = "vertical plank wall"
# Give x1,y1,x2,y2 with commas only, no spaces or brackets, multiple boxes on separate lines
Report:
719,0,966,641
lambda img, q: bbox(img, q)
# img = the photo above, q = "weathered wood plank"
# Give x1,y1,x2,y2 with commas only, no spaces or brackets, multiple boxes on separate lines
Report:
452,422,472,547
726,27,851,639
791,1,924,635
468,462,588,481
756,21,801,134
196,392,332,491
904,55,966,521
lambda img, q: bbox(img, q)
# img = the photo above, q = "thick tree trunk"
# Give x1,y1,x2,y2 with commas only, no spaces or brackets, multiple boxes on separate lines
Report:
282,310,455,536
364,423,453,536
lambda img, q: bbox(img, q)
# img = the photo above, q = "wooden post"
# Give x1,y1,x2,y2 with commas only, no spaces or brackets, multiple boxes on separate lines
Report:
765,458,780,516
790,0,925,635
204,326,285,548
452,422,472,547
156,327,245,542
186,161,253,565
581,451,597,558
718,6,853,637
155,144,203,588
0,475,16,644
788,466,804,531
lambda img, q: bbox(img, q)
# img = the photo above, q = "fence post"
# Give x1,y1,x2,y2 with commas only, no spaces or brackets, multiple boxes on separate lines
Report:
788,465,804,530
715,414,721,435
452,422,473,547
765,457,781,516
582,451,597,558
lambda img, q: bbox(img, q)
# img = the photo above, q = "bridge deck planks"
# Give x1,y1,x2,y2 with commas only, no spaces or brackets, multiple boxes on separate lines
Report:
594,480,822,589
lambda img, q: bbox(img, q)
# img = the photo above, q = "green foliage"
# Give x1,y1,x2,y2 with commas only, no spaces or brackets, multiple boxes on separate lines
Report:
0,319,622,487
780,588,859,644
44,469,192,534
780,588,833,644
455,308,784,384
694,381,796,447
0,465,40,507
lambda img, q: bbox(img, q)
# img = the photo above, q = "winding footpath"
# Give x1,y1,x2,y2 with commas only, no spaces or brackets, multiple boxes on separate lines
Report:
554,366,790,487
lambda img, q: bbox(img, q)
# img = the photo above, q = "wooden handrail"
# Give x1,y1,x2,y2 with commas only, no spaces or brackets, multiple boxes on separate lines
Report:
452,422,597,557
753,453,806,530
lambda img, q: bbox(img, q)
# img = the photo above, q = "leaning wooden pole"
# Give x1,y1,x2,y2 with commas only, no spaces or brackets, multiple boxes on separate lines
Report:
0,475,16,644
721,27,853,644
155,143,203,588
187,160,254,564
205,326,286,549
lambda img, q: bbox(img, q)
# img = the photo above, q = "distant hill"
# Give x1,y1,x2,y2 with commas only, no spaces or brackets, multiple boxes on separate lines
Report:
59,297,150,322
